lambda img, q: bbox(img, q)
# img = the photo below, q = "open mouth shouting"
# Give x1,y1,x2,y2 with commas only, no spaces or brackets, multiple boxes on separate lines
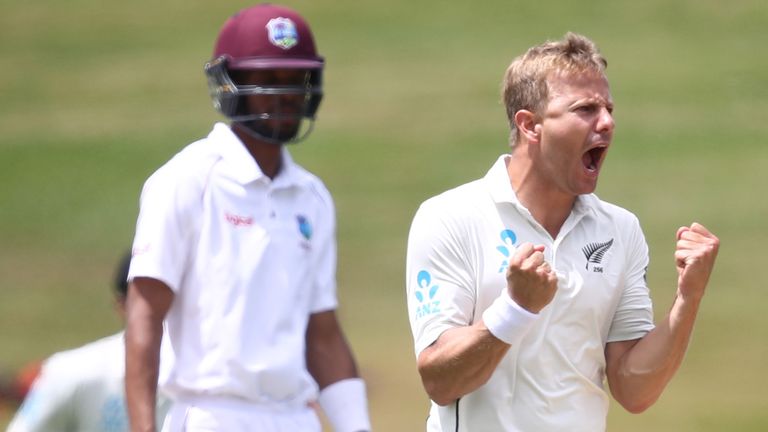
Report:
582,145,608,174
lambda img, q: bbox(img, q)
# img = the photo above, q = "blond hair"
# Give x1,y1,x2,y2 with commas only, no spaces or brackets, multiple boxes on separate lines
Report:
501,33,607,147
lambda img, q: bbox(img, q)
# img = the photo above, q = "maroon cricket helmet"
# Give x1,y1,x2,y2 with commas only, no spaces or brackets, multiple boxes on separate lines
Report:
204,3,325,144
212,3,324,70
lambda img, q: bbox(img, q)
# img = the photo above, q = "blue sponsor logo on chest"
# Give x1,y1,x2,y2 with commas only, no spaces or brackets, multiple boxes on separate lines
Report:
496,229,518,273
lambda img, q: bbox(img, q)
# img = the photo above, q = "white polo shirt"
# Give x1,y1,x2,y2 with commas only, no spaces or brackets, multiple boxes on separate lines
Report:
129,123,338,407
406,155,655,432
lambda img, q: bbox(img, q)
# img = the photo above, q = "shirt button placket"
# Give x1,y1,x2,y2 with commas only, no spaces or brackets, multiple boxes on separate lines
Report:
268,190,276,219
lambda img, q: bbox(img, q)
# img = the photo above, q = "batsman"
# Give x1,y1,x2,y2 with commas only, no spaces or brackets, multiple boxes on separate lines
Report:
125,4,371,432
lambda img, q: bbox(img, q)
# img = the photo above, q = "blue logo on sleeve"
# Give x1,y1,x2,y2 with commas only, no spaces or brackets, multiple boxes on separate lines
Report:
414,270,441,319
496,229,517,273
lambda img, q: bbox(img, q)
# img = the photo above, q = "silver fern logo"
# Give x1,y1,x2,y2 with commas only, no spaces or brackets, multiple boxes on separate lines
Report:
582,239,614,272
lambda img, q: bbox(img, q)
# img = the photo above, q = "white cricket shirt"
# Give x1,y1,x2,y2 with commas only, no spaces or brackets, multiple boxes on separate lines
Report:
406,155,655,431
129,123,338,407
8,333,128,432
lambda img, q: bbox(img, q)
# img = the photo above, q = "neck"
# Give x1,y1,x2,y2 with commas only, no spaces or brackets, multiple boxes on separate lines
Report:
232,123,283,179
506,154,576,239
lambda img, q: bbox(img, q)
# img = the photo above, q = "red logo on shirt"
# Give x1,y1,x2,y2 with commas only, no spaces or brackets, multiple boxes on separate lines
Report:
132,244,151,256
225,212,254,227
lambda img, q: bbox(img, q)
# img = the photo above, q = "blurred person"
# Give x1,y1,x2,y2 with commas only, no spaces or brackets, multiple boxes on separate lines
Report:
125,4,370,432
406,33,719,431
6,252,168,432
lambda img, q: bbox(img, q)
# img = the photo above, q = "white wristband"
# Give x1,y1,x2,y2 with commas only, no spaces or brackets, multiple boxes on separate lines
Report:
318,378,371,432
482,290,539,346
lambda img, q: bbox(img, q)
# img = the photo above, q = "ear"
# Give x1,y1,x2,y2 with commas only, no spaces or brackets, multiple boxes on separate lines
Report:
513,109,542,144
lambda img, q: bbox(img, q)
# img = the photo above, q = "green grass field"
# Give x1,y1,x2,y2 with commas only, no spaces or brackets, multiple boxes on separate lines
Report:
2,0,767,430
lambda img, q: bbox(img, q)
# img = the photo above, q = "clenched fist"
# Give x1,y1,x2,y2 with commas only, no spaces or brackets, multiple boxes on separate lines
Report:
506,243,558,313
675,222,719,303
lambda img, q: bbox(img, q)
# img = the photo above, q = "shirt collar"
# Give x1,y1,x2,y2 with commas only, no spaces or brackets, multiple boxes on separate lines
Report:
484,153,597,217
485,154,518,204
209,122,308,188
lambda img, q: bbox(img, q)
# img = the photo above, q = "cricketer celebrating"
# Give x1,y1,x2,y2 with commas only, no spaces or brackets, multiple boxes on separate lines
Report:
124,4,371,432
406,33,719,431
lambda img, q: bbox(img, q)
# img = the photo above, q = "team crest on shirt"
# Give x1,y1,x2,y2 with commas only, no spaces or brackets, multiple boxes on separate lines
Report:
296,215,312,240
266,17,299,50
582,238,614,272
414,270,441,319
294,215,313,251
495,229,518,273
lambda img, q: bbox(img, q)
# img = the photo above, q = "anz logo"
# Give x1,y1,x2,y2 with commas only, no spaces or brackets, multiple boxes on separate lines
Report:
582,238,614,272
496,229,518,273
414,270,441,319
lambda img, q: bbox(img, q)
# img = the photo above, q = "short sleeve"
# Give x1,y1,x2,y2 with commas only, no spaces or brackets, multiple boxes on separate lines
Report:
607,216,655,342
128,162,201,293
308,185,338,313
406,199,476,357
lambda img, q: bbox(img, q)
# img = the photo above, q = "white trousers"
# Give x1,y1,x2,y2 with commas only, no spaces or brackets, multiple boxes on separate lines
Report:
161,396,322,432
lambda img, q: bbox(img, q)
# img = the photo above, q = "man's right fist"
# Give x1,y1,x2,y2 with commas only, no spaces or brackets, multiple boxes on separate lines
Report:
505,243,558,313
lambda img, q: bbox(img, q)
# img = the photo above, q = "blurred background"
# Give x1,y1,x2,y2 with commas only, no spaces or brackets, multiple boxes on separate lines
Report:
1,0,767,430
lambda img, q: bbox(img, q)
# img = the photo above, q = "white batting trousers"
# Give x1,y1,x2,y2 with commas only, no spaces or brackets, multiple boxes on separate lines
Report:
161,396,322,432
